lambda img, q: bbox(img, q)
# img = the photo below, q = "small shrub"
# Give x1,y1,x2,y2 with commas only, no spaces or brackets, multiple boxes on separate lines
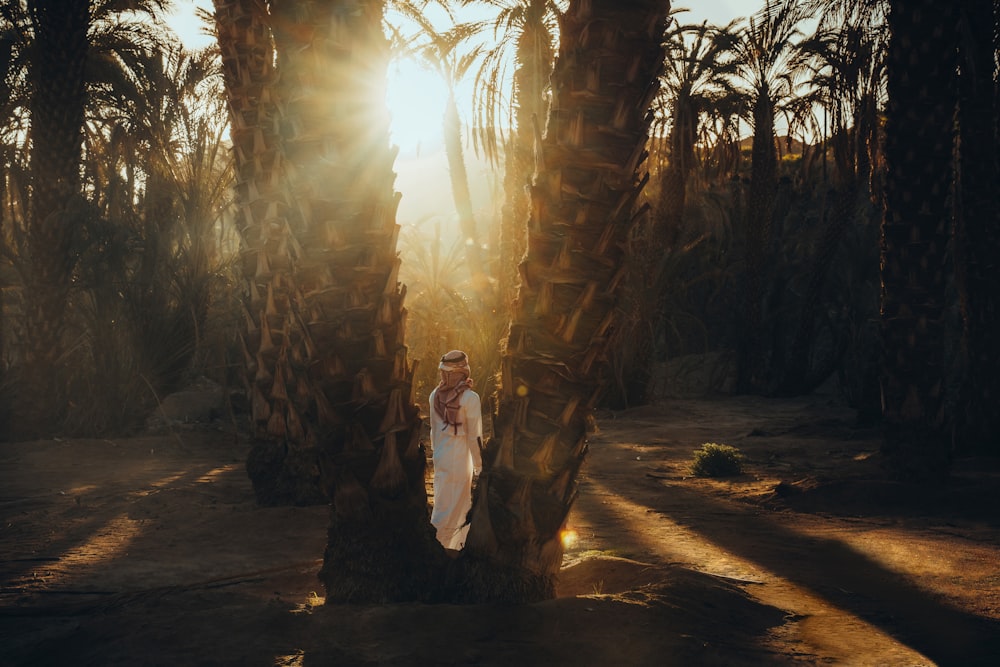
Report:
690,442,744,477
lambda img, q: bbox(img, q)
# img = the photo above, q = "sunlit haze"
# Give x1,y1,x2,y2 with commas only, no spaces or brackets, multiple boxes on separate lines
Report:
164,0,750,232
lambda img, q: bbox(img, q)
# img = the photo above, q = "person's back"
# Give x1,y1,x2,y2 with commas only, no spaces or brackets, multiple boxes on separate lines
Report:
429,350,482,550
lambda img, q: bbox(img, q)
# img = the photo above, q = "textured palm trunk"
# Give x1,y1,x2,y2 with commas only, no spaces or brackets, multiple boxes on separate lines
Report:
658,95,694,243
213,0,322,504
22,0,89,427
215,0,443,600
880,0,956,480
460,0,669,603
499,0,555,306
737,89,778,393
269,0,442,601
954,0,1000,455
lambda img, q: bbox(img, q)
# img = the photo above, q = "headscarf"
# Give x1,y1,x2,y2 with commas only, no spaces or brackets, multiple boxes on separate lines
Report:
434,350,473,434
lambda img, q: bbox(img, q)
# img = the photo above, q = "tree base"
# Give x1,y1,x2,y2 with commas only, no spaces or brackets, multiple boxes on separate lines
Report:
320,494,449,603
246,439,326,506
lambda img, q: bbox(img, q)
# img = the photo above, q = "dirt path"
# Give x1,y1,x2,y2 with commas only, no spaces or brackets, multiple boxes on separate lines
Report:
1,394,998,665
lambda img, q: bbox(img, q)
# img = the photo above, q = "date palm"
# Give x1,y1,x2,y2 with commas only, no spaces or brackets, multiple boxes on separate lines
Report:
216,0,668,603
212,0,306,502
953,0,1000,456
459,0,670,602
2,0,168,432
775,0,887,394
461,0,564,305
215,0,445,600
728,0,808,393
655,17,738,243
18,0,91,431
880,0,957,480
399,15,488,288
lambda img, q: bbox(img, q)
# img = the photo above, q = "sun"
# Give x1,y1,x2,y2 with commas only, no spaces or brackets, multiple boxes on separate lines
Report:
385,58,447,156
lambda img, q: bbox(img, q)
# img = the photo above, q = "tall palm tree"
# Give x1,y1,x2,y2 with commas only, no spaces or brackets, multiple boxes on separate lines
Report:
880,0,957,480
212,0,306,501
461,0,564,305
399,14,488,288
655,18,737,240
776,0,887,394
728,0,808,393
215,0,445,601
20,0,91,429
459,0,670,603
953,0,1000,456
3,0,167,432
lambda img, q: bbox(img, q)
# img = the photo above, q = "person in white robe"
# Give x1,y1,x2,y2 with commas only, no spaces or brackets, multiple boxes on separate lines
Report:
429,350,483,550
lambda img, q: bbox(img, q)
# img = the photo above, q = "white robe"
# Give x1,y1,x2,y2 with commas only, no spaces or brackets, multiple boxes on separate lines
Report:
429,388,483,550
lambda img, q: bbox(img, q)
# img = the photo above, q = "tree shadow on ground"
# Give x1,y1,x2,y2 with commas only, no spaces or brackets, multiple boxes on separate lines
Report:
603,470,1000,666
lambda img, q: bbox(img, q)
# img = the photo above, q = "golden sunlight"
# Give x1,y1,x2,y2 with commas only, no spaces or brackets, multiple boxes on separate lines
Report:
386,58,447,155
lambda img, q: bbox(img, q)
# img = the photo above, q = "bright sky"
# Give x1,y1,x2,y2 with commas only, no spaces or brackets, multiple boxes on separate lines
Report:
164,1,757,228
166,1,754,50
165,1,755,152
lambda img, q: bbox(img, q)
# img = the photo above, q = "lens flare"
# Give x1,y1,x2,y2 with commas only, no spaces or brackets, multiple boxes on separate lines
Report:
560,528,578,549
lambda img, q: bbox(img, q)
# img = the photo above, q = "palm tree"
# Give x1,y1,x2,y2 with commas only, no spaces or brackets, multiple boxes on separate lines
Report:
655,18,737,240
953,0,1000,456
880,0,957,480
398,14,489,289
459,0,670,603
215,0,446,601
20,0,91,429
775,0,887,394
1,0,168,432
728,0,808,393
212,0,305,501
461,0,564,305
65,44,234,434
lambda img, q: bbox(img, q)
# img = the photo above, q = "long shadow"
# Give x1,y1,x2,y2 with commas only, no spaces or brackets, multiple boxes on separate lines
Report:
0,435,248,601
587,466,1000,666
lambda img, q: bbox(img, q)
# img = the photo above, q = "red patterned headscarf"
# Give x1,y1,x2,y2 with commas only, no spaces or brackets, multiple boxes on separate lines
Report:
434,350,473,434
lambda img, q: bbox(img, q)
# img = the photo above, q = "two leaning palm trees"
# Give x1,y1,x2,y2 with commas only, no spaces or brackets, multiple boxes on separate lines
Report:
213,0,670,603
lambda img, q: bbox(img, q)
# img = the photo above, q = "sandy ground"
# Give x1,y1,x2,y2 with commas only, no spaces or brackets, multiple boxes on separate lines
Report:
1,389,999,666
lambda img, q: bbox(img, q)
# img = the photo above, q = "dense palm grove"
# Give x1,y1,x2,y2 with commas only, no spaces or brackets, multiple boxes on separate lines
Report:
1,0,997,602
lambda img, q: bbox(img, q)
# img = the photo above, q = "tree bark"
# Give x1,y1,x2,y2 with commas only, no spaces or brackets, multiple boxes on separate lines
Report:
737,88,777,393
954,0,1000,456
460,0,670,603
21,0,90,429
880,0,957,481
499,0,556,306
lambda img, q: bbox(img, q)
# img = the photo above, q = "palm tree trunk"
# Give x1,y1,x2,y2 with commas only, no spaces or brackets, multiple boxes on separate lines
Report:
22,0,90,429
954,0,1000,455
880,0,957,480
499,0,555,306
216,0,444,600
213,0,323,504
272,0,445,602
460,0,670,603
737,89,777,393
658,96,692,243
